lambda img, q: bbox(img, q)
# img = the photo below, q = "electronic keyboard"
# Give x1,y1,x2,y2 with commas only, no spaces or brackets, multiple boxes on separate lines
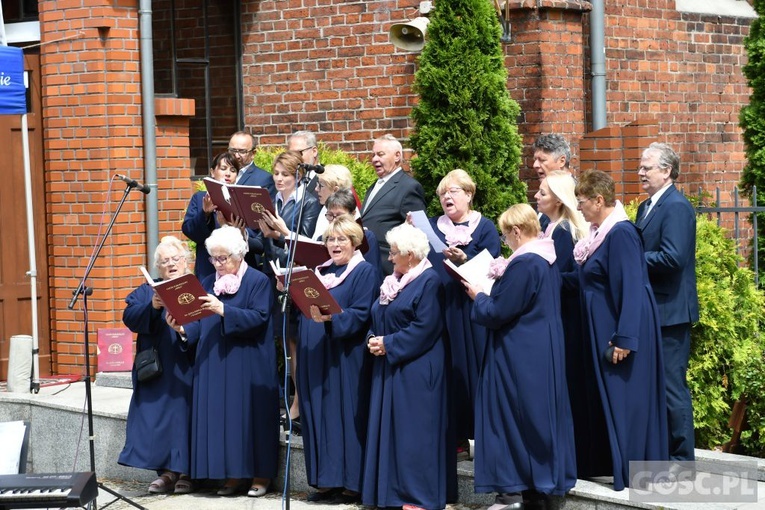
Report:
0,472,97,509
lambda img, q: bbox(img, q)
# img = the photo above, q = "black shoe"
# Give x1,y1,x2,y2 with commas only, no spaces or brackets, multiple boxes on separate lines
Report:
307,487,342,502
331,491,361,504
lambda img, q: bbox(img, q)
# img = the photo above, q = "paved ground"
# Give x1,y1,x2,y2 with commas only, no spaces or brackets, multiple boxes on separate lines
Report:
98,479,481,510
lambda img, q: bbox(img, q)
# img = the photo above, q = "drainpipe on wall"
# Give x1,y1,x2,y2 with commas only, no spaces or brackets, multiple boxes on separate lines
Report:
139,0,159,273
590,0,607,130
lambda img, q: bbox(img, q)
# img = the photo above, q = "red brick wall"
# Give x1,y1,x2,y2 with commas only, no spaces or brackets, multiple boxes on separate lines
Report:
39,1,194,375
239,0,751,207
241,0,422,159
593,1,751,206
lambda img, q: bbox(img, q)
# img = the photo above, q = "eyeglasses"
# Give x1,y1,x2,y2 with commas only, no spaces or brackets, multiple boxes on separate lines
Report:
388,249,401,258
297,146,316,154
208,255,232,265
500,234,508,244
228,147,253,155
326,236,350,245
438,187,463,198
159,255,184,267
316,181,327,190
637,165,659,173
576,198,592,205
325,211,344,221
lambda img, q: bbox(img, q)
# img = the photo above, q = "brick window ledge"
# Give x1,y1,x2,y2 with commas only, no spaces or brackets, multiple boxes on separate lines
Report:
503,0,592,12
154,97,195,118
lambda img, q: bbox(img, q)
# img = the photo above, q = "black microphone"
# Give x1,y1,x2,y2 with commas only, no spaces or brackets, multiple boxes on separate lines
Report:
299,163,325,174
115,174,151,194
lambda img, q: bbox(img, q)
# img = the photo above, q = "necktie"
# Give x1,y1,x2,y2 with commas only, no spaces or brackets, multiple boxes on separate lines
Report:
364,179,385,211
640,199,652,225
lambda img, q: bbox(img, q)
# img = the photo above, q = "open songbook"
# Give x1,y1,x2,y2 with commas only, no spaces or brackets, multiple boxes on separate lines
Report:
285,233,332,268
442,249,496,294
203,177,275,229
139,267,214,325
269,260,342,319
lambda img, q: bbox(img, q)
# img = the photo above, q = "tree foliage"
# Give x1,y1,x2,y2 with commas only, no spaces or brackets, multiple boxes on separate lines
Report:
409,0,526,220
739,0,765,280
625,200,765,455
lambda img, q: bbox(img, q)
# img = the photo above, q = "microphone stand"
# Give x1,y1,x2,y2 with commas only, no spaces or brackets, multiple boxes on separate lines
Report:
279,164,314,510
68,183,147,510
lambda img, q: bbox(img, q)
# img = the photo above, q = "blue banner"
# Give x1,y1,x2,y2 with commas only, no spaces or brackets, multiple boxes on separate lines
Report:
0,46,27,115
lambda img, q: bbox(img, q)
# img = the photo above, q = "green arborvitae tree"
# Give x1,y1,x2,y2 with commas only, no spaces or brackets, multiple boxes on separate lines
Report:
409,0,526,220
740,0,765,279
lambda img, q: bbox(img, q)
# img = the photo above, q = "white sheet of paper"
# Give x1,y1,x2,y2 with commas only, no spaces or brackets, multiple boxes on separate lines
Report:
0,421,27,474
444,248,496,294
409,210,448,252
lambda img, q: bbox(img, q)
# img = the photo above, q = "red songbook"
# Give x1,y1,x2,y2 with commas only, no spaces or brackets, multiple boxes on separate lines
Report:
275,267,342,319
97,327,133,372
285,234,331,268
140,267,214,325
203,177,275,229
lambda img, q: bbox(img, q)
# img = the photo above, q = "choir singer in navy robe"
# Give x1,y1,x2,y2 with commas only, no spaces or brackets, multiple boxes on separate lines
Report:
466,204,576,510
166,225,279,498
119,236,194,495
296,215,379,503
362,223,456,510
573,170,668,491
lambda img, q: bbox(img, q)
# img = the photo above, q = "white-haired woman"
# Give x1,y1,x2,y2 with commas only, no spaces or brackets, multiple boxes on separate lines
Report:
166,225,279,498
362,223,456,510
119,236,195,494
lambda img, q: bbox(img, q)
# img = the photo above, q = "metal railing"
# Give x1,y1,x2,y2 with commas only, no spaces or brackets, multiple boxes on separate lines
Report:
696,185,765,285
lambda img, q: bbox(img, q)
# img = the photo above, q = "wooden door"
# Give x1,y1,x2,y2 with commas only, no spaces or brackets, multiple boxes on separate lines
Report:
0,51,50,380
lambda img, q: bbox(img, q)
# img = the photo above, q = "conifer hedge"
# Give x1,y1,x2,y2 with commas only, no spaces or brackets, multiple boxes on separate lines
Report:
409,0,526,219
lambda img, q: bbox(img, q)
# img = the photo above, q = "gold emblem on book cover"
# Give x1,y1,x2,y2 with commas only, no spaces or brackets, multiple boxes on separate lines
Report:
304,287,320,299
178,293,195,305
251,203,265,213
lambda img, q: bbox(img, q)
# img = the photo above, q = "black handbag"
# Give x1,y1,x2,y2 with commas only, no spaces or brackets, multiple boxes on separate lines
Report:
135,346,162,383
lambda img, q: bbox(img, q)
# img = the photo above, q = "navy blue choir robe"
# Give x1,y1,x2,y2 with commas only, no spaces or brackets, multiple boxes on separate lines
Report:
119,283,194,474
549,221,592,475
181,267,280,480
182,191,219,280
361,228,384,287
362,268,457,510
472,253,576,496
578,221,668,490
427,215,501,441
297,260,379,492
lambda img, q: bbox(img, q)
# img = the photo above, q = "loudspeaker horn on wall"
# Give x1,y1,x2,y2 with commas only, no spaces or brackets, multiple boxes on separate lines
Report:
389,16,430,52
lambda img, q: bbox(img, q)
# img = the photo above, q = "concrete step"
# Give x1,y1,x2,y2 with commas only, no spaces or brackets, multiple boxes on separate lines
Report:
1,376,764,509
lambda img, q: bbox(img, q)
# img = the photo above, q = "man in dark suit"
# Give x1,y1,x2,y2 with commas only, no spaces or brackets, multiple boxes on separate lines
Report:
287,130,320,197
636,142,699,461
229,131,276,197
361,134,426,275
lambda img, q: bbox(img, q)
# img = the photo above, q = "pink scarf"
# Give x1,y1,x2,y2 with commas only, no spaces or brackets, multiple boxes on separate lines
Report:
573,200,629,265
315,250,364,290
213,258,248,296
489,238,557,279
541,219,560,239
436,211,482,247
379,257,432,305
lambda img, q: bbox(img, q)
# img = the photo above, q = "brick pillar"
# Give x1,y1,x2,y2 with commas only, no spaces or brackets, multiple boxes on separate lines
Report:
40,1,194,375
579,119,658,204
503,0,591,191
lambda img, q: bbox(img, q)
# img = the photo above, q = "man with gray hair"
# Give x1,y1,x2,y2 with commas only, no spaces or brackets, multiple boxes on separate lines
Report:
532,134,573,231
636,142,698,461
288,130,321,196
361,134,426,275
532,133,571,179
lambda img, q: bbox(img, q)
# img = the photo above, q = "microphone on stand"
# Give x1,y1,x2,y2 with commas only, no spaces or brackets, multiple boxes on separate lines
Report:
115,174,151,195
299,163,325,175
